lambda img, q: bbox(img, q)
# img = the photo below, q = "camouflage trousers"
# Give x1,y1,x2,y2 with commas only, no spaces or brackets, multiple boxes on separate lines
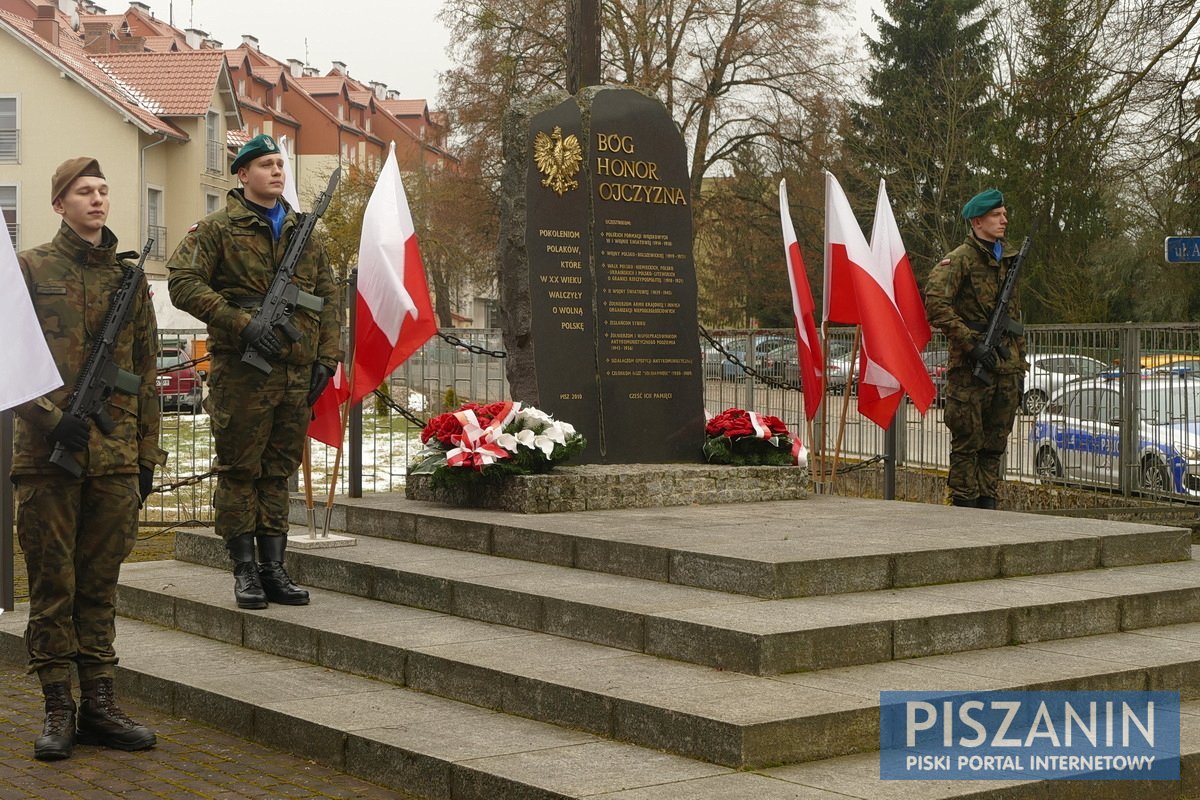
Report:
205,354,310,543
15,473,139,688
942,367,1023,503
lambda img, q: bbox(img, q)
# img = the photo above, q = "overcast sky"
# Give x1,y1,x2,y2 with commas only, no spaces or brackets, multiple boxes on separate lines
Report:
149,0,881,108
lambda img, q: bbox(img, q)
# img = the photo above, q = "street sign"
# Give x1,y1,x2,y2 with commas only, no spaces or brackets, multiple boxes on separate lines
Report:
1165,236,1200,263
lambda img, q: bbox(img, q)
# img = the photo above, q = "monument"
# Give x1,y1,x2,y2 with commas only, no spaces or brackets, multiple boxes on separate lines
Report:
499,87,706,463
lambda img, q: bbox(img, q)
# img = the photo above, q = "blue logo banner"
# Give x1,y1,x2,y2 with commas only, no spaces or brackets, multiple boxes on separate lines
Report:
880,690,1180,781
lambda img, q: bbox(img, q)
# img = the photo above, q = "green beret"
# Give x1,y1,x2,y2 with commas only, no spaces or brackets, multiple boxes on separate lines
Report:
231,133,281,174
962,188,1004,220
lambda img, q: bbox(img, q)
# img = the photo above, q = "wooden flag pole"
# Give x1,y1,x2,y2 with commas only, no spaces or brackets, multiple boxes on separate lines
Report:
828,327,861,494
323,362,356,538
302,442,317,535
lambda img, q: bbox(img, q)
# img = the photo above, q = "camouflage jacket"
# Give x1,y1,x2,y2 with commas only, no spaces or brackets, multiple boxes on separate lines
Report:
12,223,166,476
166,189,343,369
924,234,1027,374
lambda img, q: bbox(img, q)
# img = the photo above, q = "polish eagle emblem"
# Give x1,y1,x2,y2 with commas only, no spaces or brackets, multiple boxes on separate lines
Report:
533,126,583,195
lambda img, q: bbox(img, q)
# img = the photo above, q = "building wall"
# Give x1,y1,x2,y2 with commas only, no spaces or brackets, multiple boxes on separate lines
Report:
0,32,143,253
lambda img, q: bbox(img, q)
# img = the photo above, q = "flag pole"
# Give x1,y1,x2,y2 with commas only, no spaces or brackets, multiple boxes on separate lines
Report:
818,321,829,492
829,326,861,494
323,363,356,538
302,441,317,534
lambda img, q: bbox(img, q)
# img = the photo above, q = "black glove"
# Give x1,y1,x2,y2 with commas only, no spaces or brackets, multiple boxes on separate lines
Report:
306,363,336,406
48,413,90,452
239,317,284,358
970,342,999,371
138,465,154,506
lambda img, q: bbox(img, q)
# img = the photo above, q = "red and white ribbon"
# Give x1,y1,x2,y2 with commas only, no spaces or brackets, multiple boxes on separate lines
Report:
446,424,510,470
748,411,772,439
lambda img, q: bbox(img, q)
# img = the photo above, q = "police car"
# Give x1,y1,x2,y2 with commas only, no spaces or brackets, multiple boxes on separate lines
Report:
1029,374,1200,496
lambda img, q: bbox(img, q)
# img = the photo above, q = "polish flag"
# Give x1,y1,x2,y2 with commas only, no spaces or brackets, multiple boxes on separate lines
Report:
825,172,934,426
307,363,350,447
278,135,302,211
870,179,930,351
0,215,62,411
351,141,437,404
779,179,823,419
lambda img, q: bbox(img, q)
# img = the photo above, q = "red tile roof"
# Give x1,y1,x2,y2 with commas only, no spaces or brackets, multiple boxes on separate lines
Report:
294,76,345,95
0,9,185,139
380,98,428,117
93,50,228,116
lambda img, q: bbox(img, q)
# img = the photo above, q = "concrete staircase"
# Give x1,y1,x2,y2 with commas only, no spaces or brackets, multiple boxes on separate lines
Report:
5,494,1200,798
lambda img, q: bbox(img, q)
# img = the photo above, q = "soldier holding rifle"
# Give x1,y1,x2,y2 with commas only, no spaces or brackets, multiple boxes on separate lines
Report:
925,189,1029,510
12,157,165,760
167,135,343,610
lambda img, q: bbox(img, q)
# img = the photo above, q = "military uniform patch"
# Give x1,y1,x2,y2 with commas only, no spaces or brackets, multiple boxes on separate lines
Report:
188,223,199,233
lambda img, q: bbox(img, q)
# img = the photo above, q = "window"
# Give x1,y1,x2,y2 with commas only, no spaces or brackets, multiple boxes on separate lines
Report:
205,192,222,215
238,79,245,95
0,185,17,249
0,97,16,161
147,187,166,259
205,111,221,173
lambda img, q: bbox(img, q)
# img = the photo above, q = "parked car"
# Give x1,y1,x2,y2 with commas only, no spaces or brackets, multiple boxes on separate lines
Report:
922,349,949,406
762,341,798,383
1029,375,1200,496
157,347,204,413
720,334,791,381
1020,353,1109,414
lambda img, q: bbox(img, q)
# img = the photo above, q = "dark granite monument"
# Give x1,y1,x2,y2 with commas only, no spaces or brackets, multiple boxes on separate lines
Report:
499,87,705,463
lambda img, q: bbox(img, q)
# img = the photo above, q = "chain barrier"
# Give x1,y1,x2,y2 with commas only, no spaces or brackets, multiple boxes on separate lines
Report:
437,330,507,359
372,388,428,429
157,354,210,374
698,325,802,392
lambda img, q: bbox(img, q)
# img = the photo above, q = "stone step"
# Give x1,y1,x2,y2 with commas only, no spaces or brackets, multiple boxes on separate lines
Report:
109,557,1200,770
4,606,1195,799
288,493,1192,599
175,528,1200,676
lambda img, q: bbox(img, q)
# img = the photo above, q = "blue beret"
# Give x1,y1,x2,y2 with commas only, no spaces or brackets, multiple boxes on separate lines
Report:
231,134,281,174
962,188,1004,220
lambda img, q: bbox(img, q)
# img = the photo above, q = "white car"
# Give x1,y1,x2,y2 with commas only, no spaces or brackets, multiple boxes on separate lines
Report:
1020,353,1109,414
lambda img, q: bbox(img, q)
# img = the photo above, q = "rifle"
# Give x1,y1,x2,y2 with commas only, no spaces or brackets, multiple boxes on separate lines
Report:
49,239,153,477
973,236,1031,385
241,167,341,375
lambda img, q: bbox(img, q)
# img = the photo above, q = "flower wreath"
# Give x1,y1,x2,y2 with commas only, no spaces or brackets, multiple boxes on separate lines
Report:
702,407,807,467
410,401,587,488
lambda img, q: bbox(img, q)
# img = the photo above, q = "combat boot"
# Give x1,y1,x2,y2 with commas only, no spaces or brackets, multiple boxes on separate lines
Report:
33,681,76,761
77,677,156,751
257,534,310,605
228,532,268,609
951,496,976,507
976,497,998,510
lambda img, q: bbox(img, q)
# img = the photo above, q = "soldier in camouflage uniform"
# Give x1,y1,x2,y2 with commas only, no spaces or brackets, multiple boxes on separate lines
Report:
924,189,1028,509
13,158,166,760
167,134,342,610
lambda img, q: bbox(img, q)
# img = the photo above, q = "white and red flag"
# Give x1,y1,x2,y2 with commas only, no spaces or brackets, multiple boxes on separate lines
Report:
870,179,930,352
824,172,934,426
779,179,823,419
278,135,302,211
0,215,62,411
307,362,350,447
351,141,437,404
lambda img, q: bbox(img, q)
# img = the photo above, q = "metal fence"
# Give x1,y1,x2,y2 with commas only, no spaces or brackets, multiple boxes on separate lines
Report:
137,323,1200,526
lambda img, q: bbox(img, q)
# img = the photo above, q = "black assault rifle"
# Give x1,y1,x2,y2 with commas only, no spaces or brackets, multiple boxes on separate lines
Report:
241,167,341,375
972,236,1031,385
49,238,153,477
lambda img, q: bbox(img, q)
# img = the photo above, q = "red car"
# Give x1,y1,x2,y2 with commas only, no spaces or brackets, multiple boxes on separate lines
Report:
157,347,204,413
